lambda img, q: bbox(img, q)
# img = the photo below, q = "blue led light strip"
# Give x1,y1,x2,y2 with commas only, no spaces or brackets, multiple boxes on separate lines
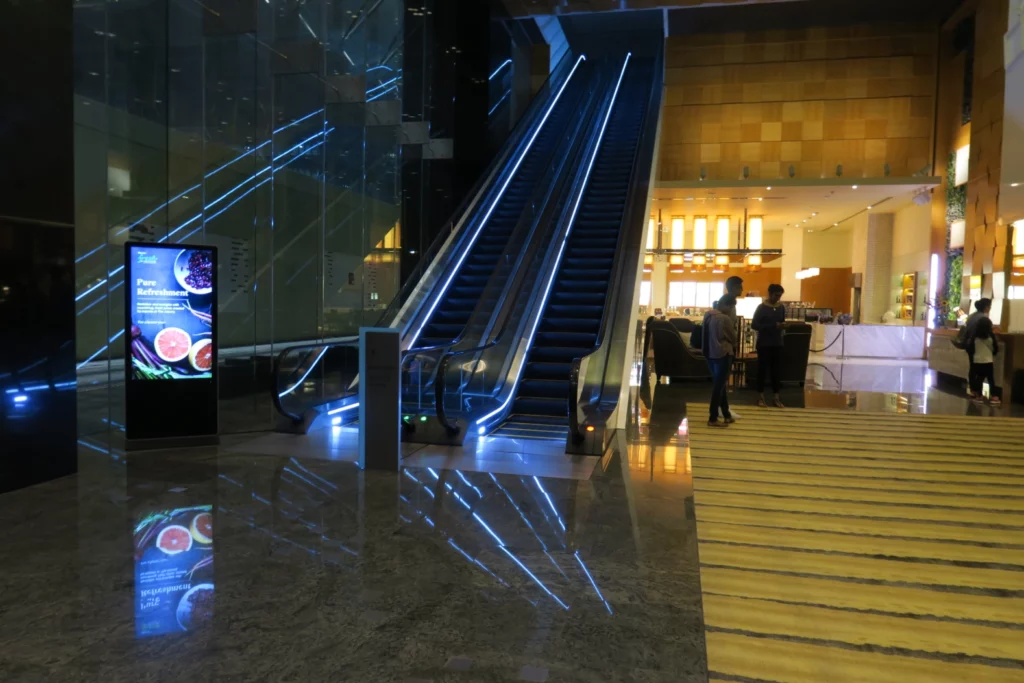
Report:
476,53,631,428
489,59,512,81
408,54,587,349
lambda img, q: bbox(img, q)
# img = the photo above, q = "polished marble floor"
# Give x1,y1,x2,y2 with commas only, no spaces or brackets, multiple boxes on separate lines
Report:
4,358,1024,682
1,432,705,682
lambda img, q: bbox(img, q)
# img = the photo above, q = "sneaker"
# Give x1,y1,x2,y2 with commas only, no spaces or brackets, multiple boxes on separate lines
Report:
723,417,736,424
990,396,1002,406
707,420,728,428
971,396,986,404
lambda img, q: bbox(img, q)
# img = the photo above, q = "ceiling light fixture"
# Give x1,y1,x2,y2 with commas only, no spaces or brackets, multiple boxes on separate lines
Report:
766,186,772,191
852,185,858,189
867,205,873,210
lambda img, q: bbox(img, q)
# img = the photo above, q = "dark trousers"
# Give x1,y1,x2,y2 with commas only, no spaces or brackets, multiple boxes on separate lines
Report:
966,349,975,393
756,345,783,394
709,355,733,422
970,362,995,395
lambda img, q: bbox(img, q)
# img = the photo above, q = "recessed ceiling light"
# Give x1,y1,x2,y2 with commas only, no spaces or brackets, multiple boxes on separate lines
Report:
766,186,772,191
803,219,807,223
867,206,873,210
852,185,859,189
807,229,813,233
833,222,838,226
758,197,763,202
1013,183,1021,188
811,212,818,216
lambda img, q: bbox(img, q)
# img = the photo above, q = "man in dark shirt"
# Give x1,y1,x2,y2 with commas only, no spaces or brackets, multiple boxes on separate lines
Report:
963,298,991,398
751,283,787,407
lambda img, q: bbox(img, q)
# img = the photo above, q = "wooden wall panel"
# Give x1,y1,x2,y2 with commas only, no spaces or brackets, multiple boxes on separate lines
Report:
800,267,853,314
941,0,1010,300
660,23,938,182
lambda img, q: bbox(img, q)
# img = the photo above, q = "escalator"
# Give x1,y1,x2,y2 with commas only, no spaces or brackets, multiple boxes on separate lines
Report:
500,56,656,434
412,59,593,350
273,52,597,431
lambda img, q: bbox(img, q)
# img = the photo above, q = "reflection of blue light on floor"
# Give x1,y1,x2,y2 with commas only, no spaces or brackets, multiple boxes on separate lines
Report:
575,551,613,615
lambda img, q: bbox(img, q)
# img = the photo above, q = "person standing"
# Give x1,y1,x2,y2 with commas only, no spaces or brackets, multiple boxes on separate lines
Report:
752,283,787,408
706,294,738,428
967,317,1001,405
962,298,991,398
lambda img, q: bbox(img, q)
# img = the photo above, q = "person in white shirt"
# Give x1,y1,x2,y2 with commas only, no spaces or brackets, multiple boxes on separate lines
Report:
967,317,1000,405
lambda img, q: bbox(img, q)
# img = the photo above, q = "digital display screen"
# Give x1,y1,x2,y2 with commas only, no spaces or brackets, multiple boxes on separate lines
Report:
134,505,214,638
127,245,214,380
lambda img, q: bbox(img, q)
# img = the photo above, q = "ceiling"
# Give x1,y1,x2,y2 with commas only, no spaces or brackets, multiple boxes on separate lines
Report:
651,178,940,233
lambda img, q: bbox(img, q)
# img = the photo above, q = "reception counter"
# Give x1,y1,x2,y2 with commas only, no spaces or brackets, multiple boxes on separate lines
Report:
928,328,1024,403
820,324,927,360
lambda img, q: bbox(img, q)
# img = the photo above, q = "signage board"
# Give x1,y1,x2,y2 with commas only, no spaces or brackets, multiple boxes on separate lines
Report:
124,243,218,442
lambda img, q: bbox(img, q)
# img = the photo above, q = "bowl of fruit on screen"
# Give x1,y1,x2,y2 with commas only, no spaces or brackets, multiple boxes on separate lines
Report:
174,248,213,295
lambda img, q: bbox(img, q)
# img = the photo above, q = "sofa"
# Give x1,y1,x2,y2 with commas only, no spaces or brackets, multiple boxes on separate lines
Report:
643,317,712,382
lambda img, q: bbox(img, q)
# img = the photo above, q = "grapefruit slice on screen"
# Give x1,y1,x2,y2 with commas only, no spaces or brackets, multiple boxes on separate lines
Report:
188,339,213,373
156,524,193,555
154,328,192,363
190,512,213,544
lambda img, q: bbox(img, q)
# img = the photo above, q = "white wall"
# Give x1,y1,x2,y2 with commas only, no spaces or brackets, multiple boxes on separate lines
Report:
891,201,932,277
803,229,853,268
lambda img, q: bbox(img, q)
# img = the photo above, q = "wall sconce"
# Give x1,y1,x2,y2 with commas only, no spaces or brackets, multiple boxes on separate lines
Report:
692,254,707,273
716,216,730,250
713,253,730,273
693,216,708,251
747,216,763,250
745,254,762,273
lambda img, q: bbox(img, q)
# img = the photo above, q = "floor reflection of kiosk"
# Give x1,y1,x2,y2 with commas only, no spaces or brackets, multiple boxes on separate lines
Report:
134,504,214,637
124,243,218,448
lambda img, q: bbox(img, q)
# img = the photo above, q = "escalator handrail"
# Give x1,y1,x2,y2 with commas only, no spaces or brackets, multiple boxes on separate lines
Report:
448,60,624,433
373,50,580,334
272,338,360,422
567,50,664,443
426,75,611,435
401,56,597,358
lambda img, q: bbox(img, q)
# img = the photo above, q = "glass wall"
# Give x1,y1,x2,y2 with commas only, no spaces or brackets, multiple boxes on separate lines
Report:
74,0,406,436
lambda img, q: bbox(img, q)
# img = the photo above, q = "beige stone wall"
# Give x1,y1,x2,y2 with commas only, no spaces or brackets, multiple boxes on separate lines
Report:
660,23,937,183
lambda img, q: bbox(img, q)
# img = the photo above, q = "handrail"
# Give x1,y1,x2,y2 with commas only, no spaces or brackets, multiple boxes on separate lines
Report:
374,50,580,336
272,338,360,423
400,54,594,359
445,59,622,434
567,50,664,444
427,72,610,435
